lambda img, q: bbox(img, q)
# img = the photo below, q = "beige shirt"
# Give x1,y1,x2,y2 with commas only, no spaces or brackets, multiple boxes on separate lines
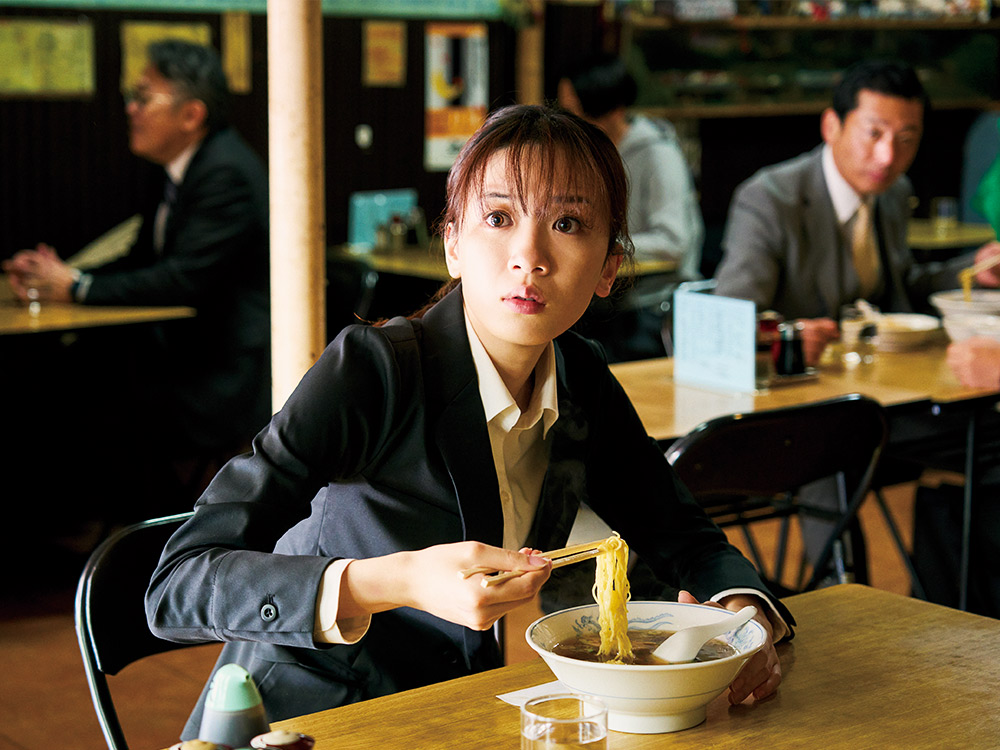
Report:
464,312,559,551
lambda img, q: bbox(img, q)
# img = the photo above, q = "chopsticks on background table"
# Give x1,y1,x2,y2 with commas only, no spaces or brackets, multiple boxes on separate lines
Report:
458,539,607,588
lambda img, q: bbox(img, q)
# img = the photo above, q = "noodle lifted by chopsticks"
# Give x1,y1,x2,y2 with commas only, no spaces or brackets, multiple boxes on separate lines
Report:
593,533,633,664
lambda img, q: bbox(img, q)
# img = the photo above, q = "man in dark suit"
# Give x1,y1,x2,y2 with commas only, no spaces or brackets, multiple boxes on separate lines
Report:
4,40,270,506
713,59,985,365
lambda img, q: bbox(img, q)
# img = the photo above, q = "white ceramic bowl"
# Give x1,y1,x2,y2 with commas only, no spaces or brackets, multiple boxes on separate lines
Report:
942,312,1000,343
930,289,1000,317
875,313,943,351
525,601,767,734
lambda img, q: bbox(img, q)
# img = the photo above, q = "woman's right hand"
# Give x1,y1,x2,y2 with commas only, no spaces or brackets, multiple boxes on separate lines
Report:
339,541,551,631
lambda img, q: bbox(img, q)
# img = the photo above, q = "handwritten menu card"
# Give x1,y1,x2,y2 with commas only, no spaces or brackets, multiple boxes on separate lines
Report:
673,282,757,393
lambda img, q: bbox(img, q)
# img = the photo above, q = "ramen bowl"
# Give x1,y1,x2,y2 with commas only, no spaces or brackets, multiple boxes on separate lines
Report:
930,289,1000,317
942,312,1000,343
525,601,767,734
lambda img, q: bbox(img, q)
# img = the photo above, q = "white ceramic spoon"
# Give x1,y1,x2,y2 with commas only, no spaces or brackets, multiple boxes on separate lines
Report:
652,605,758,664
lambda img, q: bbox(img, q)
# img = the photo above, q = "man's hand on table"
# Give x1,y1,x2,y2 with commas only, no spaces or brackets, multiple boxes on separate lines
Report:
947,337,1000,389
2,243,75,303
678,590,781,705
796,318,840,367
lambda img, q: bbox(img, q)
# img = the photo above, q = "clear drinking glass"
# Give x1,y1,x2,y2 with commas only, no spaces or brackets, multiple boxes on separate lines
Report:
521,693,608,750
931,196,959,237
25,278,41,316
840,303,878,366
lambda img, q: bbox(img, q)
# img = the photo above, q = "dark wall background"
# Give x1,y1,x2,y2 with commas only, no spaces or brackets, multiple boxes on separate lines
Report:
541,4,994,276
0,6,516,260
0,3,989,274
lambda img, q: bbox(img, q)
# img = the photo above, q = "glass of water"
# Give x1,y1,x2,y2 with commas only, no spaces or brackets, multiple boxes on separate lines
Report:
521,693,607,750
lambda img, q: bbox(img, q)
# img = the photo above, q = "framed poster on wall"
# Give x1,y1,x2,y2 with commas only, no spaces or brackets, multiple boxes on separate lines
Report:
424,21,487,172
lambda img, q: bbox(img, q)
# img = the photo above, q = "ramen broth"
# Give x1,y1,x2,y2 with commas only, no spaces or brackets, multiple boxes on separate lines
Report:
553,628,737,665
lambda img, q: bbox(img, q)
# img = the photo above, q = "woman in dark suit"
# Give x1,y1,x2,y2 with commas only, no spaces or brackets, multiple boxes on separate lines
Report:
146,105,791,739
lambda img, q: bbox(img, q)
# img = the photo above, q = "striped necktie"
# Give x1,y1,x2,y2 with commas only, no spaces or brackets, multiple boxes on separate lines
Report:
852,198,880,299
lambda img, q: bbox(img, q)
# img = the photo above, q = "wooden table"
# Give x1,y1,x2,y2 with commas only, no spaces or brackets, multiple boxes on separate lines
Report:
907,218,995,251
269,585,1000,749
0,278,195,336
610,344,1000,611
608,343,994,444
329,245,679,284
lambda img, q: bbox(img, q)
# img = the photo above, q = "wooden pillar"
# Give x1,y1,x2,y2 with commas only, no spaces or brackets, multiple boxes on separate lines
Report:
516,1,545,105
267,0,326,411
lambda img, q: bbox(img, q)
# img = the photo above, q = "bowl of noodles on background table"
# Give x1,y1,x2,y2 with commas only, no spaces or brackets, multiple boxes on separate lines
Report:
525,600,767,734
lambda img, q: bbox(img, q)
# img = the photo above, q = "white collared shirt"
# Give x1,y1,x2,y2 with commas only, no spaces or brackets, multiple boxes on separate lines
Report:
822,143,872,256
464,310,559,550
154,140,201,253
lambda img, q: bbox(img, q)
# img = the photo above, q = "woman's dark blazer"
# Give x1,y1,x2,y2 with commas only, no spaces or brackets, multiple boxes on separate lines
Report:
146,285,790,734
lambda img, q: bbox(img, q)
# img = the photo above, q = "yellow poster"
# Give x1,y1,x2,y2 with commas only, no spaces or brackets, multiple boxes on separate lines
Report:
222,12,252,94
120,22,212,92
424,22,488,172
0,18,94,97
364,20,406,88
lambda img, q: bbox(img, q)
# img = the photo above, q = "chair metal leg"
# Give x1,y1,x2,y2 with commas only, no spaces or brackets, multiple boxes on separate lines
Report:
774,515,791,586
739,526,769,579
874,489,927,600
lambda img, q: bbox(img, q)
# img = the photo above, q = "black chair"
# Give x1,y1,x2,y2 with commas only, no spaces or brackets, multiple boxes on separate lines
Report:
326,255,379,337
665,394,889,593
75,511,195,750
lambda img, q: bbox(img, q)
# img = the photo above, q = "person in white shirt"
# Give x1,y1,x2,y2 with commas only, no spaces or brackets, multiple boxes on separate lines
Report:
558,53,705,360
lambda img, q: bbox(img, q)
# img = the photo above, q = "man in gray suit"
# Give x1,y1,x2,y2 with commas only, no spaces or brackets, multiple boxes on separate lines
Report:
713,59,1000,585
714,59,985,365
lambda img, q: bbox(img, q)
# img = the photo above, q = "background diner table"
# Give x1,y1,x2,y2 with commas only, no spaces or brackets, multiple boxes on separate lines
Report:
906,218,996,252
607,342,995,444
609,342,1000,611
266,585,999,749
0,276,195,336
328,244,679,284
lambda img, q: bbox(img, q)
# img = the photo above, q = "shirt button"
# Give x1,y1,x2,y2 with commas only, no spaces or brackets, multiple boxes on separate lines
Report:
260,603,278,622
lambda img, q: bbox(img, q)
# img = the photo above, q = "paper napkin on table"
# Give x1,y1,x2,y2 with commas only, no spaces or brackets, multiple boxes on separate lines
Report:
496,680,567,706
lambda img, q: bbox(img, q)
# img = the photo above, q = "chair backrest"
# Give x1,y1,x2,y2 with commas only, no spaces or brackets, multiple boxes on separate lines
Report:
665,394,888,588
75,511,194,750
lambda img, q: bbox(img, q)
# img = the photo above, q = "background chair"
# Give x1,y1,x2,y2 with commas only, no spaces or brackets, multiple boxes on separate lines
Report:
75,511,195,750
326,255,379,338
665,394,889,593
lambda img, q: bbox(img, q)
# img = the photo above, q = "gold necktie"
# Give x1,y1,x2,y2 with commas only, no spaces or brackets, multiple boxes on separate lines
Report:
852,198,880,299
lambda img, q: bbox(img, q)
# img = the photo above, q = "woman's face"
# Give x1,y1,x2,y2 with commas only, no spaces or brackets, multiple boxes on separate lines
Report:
444,149,620,365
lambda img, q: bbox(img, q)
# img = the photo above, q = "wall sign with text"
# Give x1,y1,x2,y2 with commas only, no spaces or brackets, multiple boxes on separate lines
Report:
424,22,487,172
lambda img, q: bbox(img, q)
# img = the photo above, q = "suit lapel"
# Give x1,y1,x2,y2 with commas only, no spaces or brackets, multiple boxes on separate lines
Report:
421,289,504,547
162,132,217,255
873,194,913,311
803,151,847,318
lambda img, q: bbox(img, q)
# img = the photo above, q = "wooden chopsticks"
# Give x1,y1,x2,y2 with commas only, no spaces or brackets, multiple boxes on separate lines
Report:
962,252,1000,280
458,539,607,588
960,253,1000,300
